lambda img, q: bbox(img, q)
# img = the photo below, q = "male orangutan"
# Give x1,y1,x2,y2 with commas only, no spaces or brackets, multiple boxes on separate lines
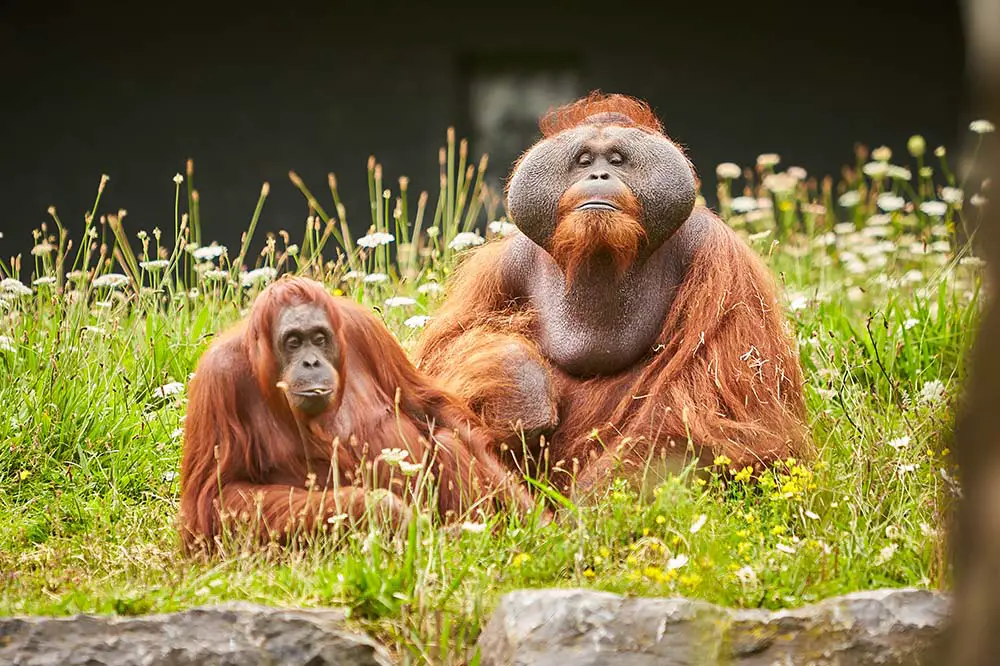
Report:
415,92,809,495
179,276,538,551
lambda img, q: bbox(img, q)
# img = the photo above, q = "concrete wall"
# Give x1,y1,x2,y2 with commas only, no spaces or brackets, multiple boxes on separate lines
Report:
0,0,967,257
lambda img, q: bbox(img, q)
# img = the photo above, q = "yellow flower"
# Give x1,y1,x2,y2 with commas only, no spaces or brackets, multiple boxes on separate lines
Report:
656,515,666,525
770,524,787,536
736,529,749,538
626,555,638,566
643,566,665,583
643,528,650,537
695,478,706,487
332,288,344,296
679,572,703,588
737,541,752,555
19,470,30,480
714,454,732,467
733,466,753,483
599,547,610,558
583,568,595,578
511,552,531,567
594,556,603,565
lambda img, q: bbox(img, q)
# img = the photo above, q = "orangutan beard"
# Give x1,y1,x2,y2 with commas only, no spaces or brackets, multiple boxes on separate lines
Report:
549,194,647,288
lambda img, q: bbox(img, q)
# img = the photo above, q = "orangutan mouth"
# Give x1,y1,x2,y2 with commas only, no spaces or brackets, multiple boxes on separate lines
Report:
292,387,334,398
575,200,620,211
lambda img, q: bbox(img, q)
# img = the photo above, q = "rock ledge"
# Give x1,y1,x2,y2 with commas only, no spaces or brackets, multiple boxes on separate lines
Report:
0,602,393,666
476,587,950,666
0,588,950,666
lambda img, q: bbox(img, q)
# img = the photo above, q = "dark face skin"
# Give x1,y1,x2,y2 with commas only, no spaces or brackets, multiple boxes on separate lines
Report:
507,121,697,259
274,303,342,417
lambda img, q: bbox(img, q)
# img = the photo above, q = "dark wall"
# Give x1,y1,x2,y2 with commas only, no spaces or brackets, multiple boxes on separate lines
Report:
0,0,968,260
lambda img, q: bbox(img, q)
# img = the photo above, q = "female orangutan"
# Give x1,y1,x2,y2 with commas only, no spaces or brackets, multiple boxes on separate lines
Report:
415,92,809,496
179,276,538,551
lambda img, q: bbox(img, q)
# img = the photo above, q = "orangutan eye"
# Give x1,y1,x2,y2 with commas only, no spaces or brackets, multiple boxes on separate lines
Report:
285,334,302,351
577,152,593,166
608,152,624,166
312,333,326,347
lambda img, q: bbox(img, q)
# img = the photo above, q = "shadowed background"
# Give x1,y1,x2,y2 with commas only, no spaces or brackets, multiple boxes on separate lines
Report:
0,0,968,260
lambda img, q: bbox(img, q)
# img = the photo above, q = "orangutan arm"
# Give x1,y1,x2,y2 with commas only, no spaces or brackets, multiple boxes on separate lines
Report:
217,483,409,542
413,236,528,368
335,297,544,519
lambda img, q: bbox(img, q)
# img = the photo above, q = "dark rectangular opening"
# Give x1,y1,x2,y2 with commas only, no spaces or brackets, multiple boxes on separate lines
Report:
456,53,583,205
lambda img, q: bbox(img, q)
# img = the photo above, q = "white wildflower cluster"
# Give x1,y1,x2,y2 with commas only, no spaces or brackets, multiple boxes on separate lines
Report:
403,315,431,329
1,279,33,297
240,267,277,287
153,382,185,399
92,273,130,289
417,283,444,297
140,259,171,271
487,220,519,237
191,245,227,262
357,232,395,249
377,447,423,476
448,232,485,251
716,162,741,180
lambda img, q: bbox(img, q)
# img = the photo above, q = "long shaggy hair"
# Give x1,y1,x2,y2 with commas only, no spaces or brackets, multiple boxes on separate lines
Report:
550,187,646,287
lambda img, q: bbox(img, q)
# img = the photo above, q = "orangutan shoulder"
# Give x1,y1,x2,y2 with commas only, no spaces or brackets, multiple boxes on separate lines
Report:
497,233,541,297
656,206,716,273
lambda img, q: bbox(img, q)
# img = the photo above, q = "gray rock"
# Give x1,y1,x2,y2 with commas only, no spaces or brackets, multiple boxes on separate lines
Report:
477,587,950,666
0,602,394,666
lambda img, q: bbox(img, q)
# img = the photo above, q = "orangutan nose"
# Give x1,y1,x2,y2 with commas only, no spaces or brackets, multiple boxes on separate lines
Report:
588,170,611,180
302,354,321,369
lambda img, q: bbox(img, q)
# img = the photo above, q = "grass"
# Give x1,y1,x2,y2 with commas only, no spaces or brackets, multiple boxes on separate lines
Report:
0,124,992,664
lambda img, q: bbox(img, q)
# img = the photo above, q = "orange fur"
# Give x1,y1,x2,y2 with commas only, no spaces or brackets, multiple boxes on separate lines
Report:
417,93,806,496
554,214,807,488
179,276,539,552
550,187,647,287
415,214,808,494
539,91,665,137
